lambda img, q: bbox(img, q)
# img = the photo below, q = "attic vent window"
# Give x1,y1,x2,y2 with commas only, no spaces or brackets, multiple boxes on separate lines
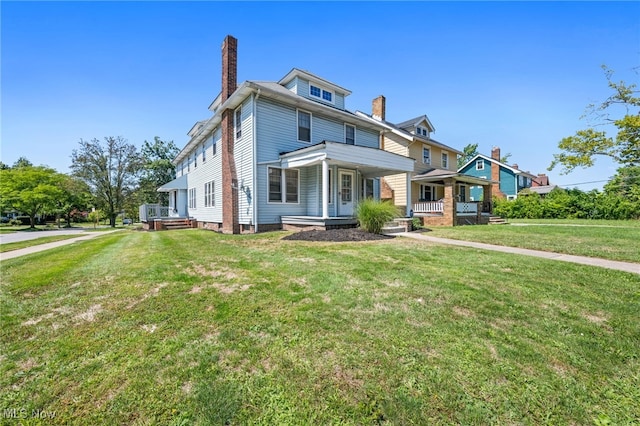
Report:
309,84,333,103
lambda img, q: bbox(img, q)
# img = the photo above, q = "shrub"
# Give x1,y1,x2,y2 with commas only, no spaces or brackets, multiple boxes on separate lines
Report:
355,199,400,234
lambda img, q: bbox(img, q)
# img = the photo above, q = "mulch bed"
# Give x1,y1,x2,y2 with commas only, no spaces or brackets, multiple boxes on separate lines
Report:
281,228,394,242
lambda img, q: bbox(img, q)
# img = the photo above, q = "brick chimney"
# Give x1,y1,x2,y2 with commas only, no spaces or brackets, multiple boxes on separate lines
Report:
220,35,240,234
491,146,500,161
512,163,519,170
221,35,237,102
490,146,505,198
372,95,386,121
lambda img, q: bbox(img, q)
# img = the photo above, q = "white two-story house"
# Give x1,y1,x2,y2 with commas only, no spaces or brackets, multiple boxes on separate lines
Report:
141,35,414,233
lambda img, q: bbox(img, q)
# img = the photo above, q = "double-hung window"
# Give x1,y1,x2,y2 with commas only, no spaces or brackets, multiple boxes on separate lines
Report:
235,107,242,140
422,147,431,165
442,152,449,168
212,140,217,156
345,124,355,145
204,181,214,207
298,110,311,142
475,159,484,170
268,167,299,203
420,184,434,201
188,188,196,209
202,143,206,163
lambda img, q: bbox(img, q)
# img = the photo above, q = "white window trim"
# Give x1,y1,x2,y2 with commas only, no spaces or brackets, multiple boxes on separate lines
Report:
297,109,312,143
188,188,197,209
234,106,242,140
344,124,356,145
422,147,431,165
475,159,484,170
204,181,215,207
309,84,334,105
267,167,300,204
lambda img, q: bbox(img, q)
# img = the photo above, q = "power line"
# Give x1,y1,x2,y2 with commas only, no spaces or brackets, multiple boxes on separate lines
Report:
556,179,611,187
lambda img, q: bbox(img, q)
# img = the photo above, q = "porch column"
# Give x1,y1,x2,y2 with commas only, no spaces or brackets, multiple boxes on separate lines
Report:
406,173,412,217
322,159,329,219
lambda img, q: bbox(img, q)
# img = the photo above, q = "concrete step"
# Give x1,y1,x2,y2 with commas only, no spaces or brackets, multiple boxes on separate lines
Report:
381,225,406,234
488,216,508,225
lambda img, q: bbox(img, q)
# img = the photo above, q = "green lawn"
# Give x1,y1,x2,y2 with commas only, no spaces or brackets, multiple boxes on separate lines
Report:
426,221,640,263
1,230,638,425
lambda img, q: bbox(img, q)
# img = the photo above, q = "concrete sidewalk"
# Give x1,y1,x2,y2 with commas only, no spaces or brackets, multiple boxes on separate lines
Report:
0,230,123,261
397,232,640,275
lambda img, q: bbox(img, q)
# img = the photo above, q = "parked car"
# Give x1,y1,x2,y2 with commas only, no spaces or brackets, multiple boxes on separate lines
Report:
123,218,133,225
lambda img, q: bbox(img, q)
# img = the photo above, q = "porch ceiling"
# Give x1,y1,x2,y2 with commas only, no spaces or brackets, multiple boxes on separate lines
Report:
279,141,415,178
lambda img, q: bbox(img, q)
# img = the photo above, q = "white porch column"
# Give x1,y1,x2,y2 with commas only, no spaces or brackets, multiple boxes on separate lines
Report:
322,159,329,219
406,173,412,217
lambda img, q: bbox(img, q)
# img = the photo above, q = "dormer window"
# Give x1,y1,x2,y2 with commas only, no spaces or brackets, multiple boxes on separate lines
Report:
416,127,428,137
309,84,333,104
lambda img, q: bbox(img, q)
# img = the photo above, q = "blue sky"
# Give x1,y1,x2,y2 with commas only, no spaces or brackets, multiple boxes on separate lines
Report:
2,1,639,190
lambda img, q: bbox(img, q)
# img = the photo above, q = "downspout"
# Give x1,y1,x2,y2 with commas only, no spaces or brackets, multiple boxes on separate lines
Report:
252,89,261,232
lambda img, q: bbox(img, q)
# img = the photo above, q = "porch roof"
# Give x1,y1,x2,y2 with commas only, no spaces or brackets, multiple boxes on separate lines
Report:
279,141,415,178
413,168,495,186
157,174,188,192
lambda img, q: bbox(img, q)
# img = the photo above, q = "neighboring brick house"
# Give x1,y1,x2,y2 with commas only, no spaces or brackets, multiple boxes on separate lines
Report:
458,146,537,200
141,35,414,233
356,97,494,226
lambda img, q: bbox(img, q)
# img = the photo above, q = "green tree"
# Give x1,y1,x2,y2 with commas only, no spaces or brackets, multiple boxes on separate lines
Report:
12,157,34,168
54,175,93,227
139,136,180,205
550,66,640,174
71,136,142,227
0,166,64,228
457,143,479,169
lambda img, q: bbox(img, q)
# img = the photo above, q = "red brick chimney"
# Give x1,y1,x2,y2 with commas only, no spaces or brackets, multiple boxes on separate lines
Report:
372,95,386,121
220,35,240,234
490,146,505,198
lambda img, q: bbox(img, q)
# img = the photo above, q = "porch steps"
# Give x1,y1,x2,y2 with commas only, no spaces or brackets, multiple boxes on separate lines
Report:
381,221,406,235
488,216,508,225
162,219,192,230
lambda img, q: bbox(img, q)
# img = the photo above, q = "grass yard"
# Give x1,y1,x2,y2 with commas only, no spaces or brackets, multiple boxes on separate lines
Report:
1,230,639,425
427,220,640,263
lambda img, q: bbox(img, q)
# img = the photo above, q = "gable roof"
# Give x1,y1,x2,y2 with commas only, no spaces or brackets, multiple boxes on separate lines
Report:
278,68,352,96
458,154,537,179
354,111,462,155
395,115,435,133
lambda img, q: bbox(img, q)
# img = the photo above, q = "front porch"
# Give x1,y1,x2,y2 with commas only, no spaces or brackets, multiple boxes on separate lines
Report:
411,169,496,226
139,204,194,231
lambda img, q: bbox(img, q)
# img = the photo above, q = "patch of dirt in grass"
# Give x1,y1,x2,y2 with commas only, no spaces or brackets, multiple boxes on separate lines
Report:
18,358,38,372
189,286,203,294
74,304,103,322
126,283,168,309
212,283,251,294
186,262,239,280
453,306,475,318
141,324,157,333
282,228,394,242
22,306,72,327
550,359,576,377
181,381,193,394
582,311,608,324
487,343,500,360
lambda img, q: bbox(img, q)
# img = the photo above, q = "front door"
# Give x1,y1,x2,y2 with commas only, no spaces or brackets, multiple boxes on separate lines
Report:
338,170,355,216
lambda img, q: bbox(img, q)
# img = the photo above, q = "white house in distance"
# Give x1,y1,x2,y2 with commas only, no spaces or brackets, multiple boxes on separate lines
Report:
140,35,414,233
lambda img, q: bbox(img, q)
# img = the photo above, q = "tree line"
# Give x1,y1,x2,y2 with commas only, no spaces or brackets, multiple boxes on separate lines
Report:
0,137,179,228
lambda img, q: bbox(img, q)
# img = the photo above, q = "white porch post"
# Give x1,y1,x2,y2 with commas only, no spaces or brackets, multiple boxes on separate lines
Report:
406,173,412,217
322,159,329,219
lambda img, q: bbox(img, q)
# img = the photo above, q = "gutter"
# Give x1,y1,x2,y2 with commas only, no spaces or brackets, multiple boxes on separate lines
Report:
252,89,261,232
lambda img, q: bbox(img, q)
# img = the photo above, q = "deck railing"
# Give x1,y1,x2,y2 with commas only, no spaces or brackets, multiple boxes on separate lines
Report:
413,201,444,213
456,202,478,214
139,204,171,222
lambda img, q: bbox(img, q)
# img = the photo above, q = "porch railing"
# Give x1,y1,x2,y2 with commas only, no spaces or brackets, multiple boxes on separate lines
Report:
139,204,171,222
456,202,478,214
413,201,444,213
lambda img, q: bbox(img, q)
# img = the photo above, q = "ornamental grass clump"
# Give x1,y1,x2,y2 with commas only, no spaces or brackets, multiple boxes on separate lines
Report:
355,198,400,234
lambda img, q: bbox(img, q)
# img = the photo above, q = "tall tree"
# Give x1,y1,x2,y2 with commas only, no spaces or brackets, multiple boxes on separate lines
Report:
457,143,479,169
139,136,180,205
70,136,142,227
0,166,64,228
12,157,34,168
549,66,640,174
54,175,93,227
